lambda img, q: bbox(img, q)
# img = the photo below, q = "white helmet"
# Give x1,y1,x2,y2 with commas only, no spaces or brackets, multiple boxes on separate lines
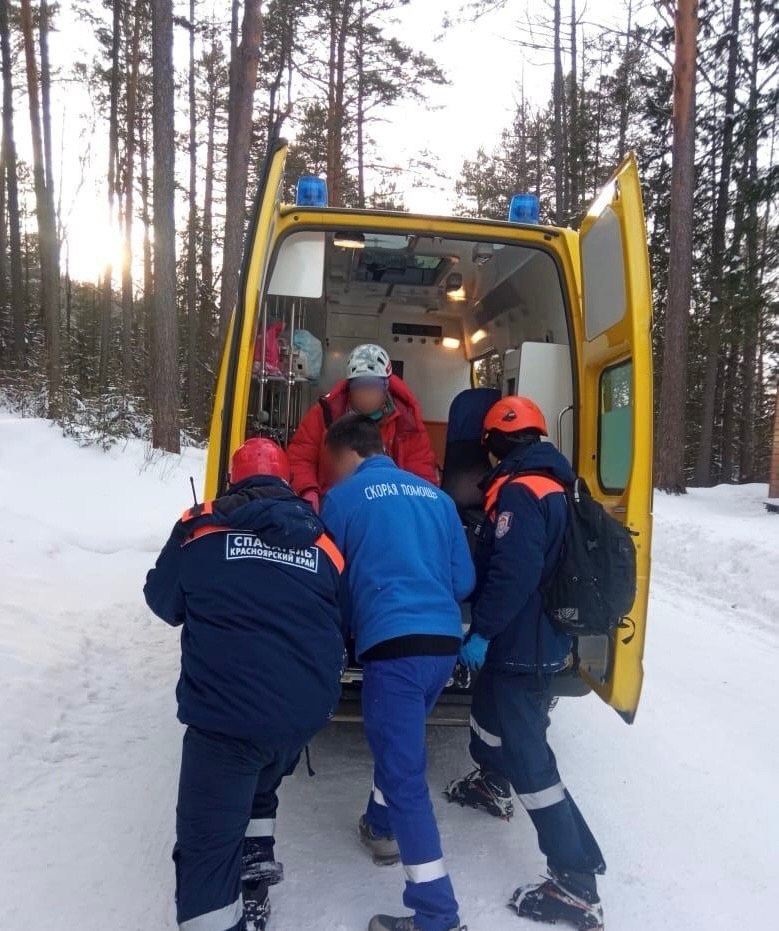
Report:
346,344,392,380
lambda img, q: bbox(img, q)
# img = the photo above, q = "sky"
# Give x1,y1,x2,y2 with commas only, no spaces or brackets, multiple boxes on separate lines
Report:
28,0,642,281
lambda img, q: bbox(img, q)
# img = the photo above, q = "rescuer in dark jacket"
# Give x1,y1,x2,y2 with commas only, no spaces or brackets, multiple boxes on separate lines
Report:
144,438,345,931
445,397,606,931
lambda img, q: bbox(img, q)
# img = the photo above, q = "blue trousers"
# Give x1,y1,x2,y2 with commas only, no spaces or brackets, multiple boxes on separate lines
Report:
363,656,460,931
469,669,605,886
174,726,300,931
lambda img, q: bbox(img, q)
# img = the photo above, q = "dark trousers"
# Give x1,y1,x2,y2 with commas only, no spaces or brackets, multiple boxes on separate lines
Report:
469,669,605,887
363,656,460,931
174,726,300,931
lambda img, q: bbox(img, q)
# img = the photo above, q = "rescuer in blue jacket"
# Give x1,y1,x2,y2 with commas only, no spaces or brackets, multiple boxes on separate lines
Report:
445,397,606,931
321,414,475,931
144,438,345,931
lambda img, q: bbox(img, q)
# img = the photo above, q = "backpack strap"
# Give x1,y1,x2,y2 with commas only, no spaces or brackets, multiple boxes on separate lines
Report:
484,471,565,518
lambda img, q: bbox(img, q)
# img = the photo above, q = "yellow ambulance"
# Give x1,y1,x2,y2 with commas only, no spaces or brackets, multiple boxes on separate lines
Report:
204,140,653,723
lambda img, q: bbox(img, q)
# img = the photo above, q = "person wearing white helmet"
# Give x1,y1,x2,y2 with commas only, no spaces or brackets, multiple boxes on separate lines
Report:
288,343,438,510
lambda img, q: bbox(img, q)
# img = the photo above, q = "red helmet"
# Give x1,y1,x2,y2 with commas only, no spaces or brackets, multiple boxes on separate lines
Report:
229,438,290,484
483,396,548,441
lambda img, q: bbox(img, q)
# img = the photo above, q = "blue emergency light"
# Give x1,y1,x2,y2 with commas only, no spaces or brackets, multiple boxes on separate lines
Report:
296,176,328,207
508,193,540,224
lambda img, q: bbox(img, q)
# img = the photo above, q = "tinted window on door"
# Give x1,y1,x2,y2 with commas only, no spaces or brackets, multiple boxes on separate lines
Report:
599,360,632,493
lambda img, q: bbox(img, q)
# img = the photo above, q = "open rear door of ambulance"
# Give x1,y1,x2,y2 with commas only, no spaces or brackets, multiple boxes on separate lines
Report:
576,154,653,722
205,139,288,499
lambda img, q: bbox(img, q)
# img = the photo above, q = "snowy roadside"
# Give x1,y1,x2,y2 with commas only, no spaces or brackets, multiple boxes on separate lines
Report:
1,415,777,930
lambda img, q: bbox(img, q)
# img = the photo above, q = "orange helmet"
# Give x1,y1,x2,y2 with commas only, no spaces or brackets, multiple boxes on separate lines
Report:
482,396,548,441
229,438,290,484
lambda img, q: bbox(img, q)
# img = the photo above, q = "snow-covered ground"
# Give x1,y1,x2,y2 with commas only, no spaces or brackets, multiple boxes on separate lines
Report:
1,413,777,931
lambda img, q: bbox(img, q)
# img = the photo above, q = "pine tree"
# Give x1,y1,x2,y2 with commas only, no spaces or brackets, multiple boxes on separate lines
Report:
150,0,179,452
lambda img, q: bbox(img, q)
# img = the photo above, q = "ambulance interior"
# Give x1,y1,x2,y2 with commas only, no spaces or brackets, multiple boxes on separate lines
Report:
249,229,575,466
245,227,613,709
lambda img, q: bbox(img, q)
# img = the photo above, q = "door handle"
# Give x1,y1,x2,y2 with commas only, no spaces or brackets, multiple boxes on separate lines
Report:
556,405,574,448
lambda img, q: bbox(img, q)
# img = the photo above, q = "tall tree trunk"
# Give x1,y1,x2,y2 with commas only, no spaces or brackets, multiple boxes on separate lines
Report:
0,133,5,342
39,1,54,222
552,0,564,224
592,37,604,196
738,0,762,483
199,42,217,429
139,107,153,398
0,0,24,365
693,0,741,486
20,0,60,410
186,0,199,421
151,0,180,452
655,0,698,494
618,0,633,160
517,88,528,190
356,0,365,208
327,0,352,207
121,0,143,386
720,321,740,483
219,0,263,342
769,379,779,499
569,0,579,220
99,0,121,387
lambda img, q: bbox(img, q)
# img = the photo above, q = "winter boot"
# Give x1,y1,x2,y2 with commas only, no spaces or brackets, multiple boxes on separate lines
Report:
509,873,603,930
444,769,514,821
241,856,284,886
243,879,271,931
358,815,400,866
368,915,465,931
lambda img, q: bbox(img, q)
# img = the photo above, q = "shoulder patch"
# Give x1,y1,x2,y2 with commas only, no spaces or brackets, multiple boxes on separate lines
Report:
180,500,214,522
495,511,513,538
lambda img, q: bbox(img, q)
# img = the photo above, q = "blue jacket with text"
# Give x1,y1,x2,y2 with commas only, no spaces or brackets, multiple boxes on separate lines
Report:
321,455,475,658
144,477,346,743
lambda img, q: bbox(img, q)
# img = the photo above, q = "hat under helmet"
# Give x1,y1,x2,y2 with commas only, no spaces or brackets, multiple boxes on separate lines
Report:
346,344,392,380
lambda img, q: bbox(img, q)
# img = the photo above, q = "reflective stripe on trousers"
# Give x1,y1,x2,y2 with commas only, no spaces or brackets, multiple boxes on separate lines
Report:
179,895,243,931
469,713,502,748
404,858,448,884
519,782,567,811
245,817,276,838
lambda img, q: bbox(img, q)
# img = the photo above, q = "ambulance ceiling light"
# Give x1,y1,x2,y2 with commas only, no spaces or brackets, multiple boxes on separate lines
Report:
442,337,461,350
333,231,366,249
508,192,540,224
471,328,488,344
445,272,467,302
295,176,328,207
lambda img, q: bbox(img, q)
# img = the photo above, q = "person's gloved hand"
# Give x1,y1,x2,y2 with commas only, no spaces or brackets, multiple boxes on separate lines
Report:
302,489,320,513
460,633,489,672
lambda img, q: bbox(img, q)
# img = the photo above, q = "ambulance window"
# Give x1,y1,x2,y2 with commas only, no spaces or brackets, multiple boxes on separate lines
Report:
598,360,632,493
582,205,627,340
472,352,503,389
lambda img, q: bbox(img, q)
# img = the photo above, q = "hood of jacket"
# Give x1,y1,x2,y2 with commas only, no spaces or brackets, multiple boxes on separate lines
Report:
486,440,577,489
182,476,325,549
323,374,422,433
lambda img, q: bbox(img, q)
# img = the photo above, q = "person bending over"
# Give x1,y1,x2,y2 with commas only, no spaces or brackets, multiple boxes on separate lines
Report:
322,414,474,931
144,438,346,931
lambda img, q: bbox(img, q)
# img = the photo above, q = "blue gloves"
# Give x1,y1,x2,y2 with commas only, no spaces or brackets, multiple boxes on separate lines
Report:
459,633,489,672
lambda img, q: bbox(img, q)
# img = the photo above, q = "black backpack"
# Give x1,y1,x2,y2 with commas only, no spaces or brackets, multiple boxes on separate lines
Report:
513,472,638,637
